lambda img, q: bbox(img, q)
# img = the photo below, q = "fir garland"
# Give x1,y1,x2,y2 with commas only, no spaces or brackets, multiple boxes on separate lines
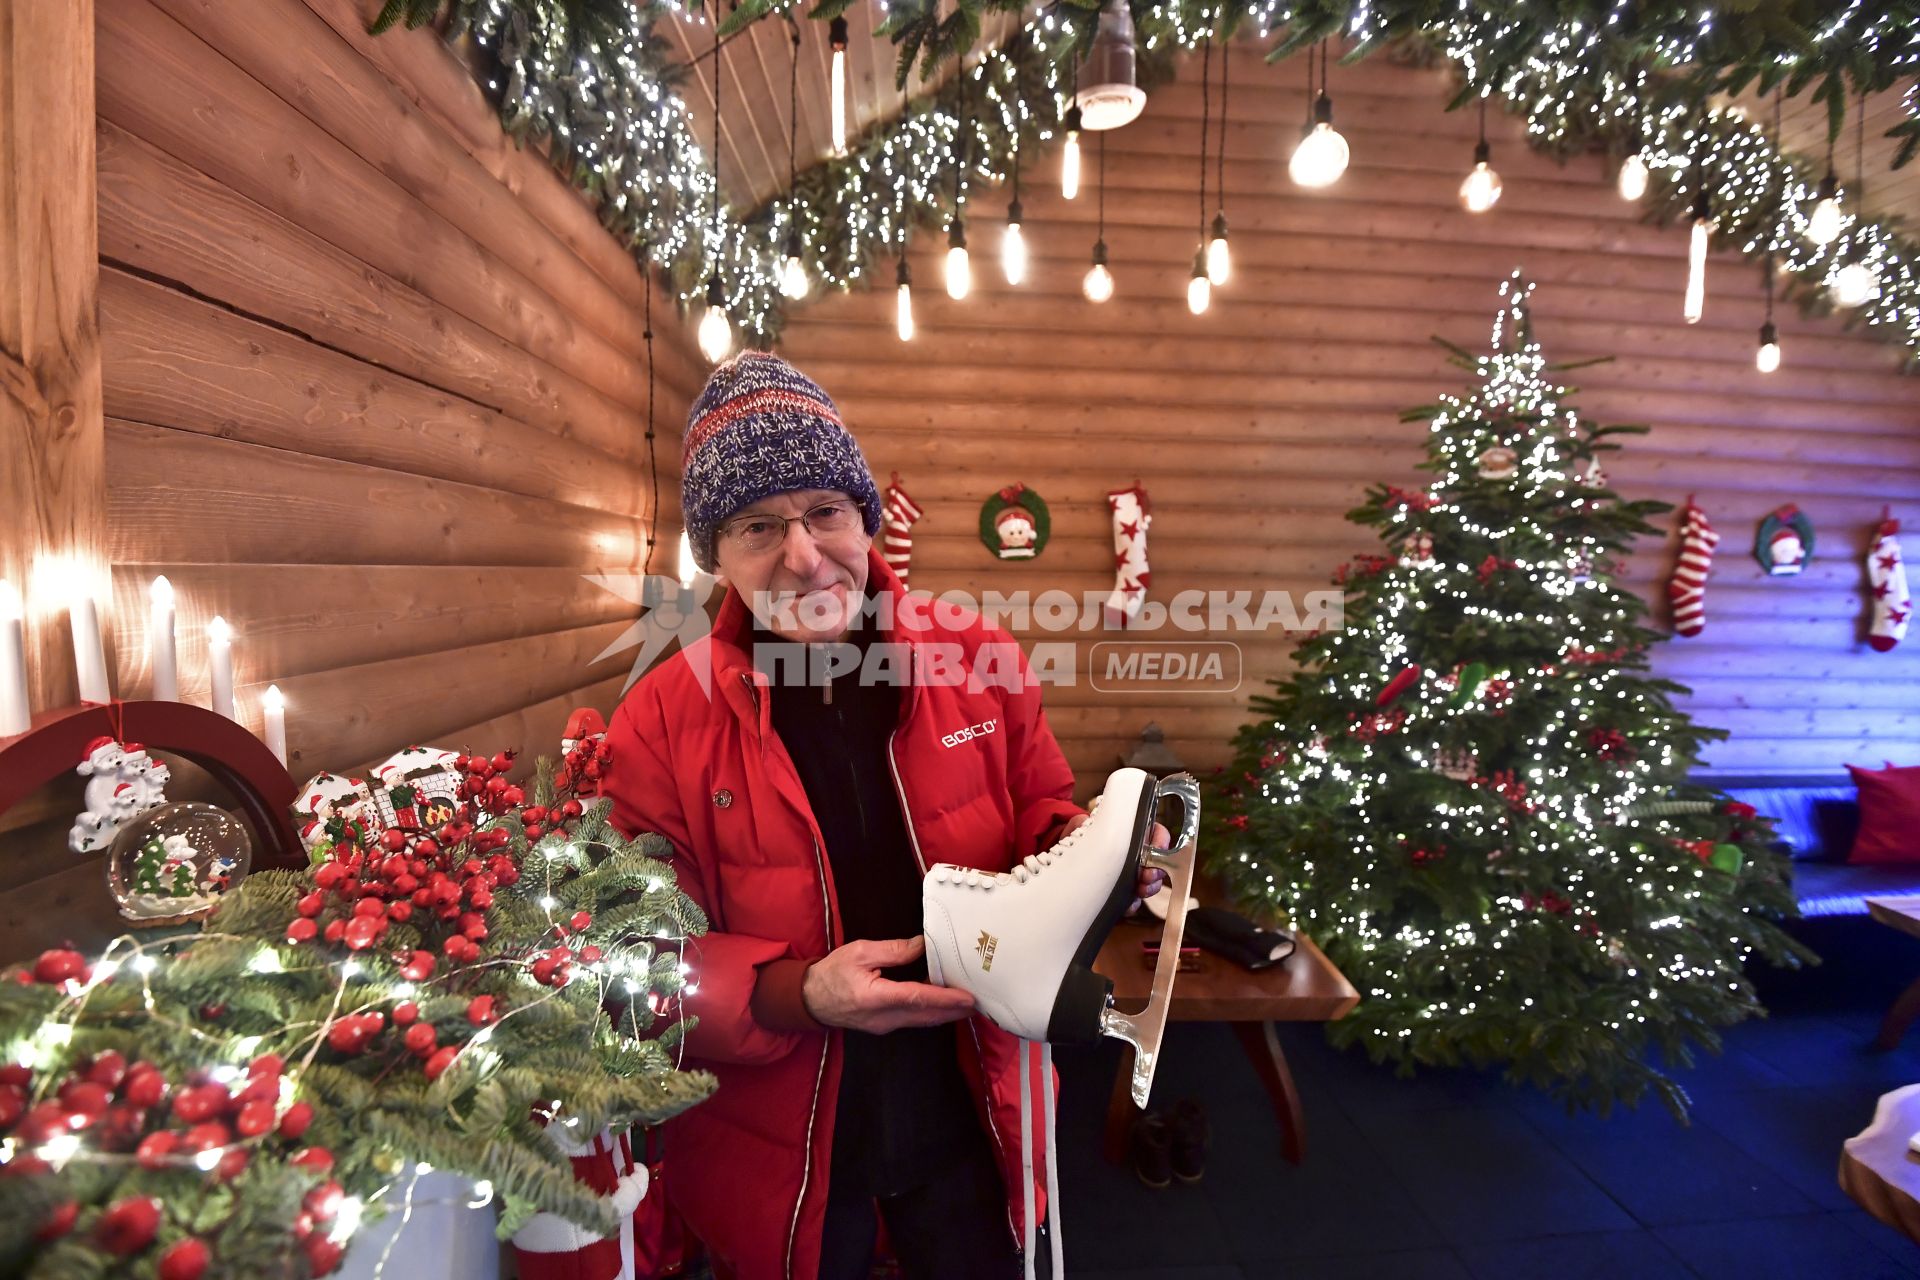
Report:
376,2,1920,359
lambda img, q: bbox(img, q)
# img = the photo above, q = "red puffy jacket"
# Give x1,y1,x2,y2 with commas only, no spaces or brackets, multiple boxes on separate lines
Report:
603,549,1082,1280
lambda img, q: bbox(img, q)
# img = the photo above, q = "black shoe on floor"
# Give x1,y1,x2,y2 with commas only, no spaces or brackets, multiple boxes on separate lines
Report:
1169,1098,1208,1184
1129,1111,1172,1190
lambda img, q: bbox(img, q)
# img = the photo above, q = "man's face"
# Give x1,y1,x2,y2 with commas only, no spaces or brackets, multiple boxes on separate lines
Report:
712,488,871,643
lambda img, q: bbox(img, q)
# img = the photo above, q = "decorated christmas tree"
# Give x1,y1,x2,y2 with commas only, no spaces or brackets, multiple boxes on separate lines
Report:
1208,274,1813,1118
0,750,714,1276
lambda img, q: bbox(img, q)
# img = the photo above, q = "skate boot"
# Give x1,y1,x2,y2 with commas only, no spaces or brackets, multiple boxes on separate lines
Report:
922,767,1202,1280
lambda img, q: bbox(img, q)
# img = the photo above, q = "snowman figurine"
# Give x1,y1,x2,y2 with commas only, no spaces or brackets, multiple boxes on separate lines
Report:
993,506,1038,559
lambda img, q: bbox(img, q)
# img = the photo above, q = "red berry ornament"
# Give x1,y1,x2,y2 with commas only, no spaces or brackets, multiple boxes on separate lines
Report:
278,1100,315,1139
236,1099,276,1137
158,1238,211,1280
290,1146,334,1176
423,1046,459,1080
136,1130,180,1169
35,1200,78,1242
287,917,319,944
33,949,88,986
404,1023,437,1056
466,995,496,1026
85,1050,127,1090
400,950,435,981
94,1195,162,1255
122,1063,167,1108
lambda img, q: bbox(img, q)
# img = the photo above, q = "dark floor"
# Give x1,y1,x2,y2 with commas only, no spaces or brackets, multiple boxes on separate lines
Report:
1051,917,1920,1279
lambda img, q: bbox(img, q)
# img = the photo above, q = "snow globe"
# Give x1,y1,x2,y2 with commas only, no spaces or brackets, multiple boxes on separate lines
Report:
106,802,252,924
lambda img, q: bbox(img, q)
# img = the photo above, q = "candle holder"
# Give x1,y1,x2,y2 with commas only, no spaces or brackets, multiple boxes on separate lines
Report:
0,701,304,872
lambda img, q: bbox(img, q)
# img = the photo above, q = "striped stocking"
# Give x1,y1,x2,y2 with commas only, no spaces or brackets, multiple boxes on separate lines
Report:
881,473,923,589
1868,511,1911,652
1104,483,1153,628
1667,499,1719,637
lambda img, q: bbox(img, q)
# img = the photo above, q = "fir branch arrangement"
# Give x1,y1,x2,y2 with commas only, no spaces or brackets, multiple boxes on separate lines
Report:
0,752,713,1277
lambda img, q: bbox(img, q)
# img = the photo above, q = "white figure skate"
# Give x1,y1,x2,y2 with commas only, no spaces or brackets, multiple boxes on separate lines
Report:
922,767,1201,1280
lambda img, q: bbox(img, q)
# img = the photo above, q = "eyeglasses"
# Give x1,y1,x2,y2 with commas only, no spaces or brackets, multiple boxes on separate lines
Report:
718,501,863,555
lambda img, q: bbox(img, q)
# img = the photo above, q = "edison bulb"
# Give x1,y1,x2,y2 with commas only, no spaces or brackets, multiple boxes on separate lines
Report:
1289,123,1349,188
1755,323,1781,374
1459,159,1502,213
1206,213,1231,285
780,253,809,301
1806,174,1842,246
895,282,914,341
696,276,731,363
1617,152,1649,201
829,18,849,156
1002,207,1027,286
1061,132,1082,200
944,221,971,301
1834,259,1877,308
1083,243,1113,303
1683,217,1710,324
1187,257,1211,316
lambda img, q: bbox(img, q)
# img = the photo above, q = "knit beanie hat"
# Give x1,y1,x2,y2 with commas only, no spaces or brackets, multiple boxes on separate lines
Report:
682,352,883,573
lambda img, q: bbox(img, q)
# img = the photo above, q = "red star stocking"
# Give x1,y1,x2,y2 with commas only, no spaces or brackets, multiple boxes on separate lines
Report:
1104,483,1152,628
881,473,923,590
1667,498,1718,637
1868,510,1910,652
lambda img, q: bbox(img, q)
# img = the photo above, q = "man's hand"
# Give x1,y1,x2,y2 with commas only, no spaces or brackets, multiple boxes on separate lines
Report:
801,937,976,1034
1058,814,1171,902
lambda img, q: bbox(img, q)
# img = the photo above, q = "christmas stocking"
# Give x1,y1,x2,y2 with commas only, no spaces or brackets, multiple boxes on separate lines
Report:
511,1127,650,1280
1667,499,1719,637
1104,483,1152,628
1868,511,1911,652
881,473,923,590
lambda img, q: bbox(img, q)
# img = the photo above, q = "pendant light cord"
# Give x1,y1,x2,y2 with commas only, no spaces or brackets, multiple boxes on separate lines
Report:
1199,36,1211,241
1767,87,1781,322
709,0,722,240
1216,30,1229,216
788,23,799,196
1098,129,1107,241
643,266,658,575
1304,39,1316,128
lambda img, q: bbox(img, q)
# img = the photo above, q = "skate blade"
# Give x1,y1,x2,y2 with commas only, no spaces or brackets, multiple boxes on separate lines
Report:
1099,772,1201,1108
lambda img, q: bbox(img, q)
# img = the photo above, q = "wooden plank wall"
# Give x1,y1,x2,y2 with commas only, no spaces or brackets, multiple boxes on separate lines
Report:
0,0,695,955
776,40,1920,797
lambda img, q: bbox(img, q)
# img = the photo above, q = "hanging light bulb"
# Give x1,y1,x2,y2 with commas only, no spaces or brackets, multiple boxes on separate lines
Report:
1829,93,1876,308
1061,105,1083,200
1083,241,1113,303
1002,199,1027,286
1833,247,1878,308
696,275,730,361
829,17,849,157
1683,187,1712,324
1290,93,1349,188
945,219,971,300
1206,213,1232,285
780,230,809,300
1076,0,1146,130
1805,171,1842,246
895,256,914,341
1187,250,1211,315
1755,321,1781,374
1617,149,1649,201
1459,141,1502,213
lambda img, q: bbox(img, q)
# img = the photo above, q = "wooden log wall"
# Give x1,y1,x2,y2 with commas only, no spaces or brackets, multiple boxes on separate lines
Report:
0,0,696,956
776,40,1920,798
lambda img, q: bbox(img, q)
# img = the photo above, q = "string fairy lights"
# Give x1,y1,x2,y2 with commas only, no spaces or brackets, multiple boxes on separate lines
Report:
431,0,1920,361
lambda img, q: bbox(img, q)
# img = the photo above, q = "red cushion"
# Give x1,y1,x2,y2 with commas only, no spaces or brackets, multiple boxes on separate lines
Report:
1846,764,1920,864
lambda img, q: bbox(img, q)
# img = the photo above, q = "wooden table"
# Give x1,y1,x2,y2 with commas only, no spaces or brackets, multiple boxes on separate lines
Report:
1841,1082,1920,1244
1093,913,1359,1166
1865,897,1920,1050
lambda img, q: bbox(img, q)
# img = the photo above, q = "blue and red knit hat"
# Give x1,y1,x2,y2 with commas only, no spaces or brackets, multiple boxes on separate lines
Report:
682,352,882,573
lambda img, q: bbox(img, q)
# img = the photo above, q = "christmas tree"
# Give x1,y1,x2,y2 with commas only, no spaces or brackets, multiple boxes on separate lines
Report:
1208,274,1813,1118
0,752,714,1276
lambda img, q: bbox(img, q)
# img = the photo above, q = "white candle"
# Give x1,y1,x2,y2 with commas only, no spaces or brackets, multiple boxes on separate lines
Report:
261,683,287,766
0,581,29,737
207,615,234,720
149,576,179,702
70,589,110,705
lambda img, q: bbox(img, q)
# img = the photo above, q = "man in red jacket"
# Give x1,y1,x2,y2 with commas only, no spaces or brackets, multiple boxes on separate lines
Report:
603,353,1153,1280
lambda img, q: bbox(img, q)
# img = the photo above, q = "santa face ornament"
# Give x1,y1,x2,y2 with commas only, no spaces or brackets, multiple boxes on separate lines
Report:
979,483,1051,561
1754,504,1815,577
1476,445,1519,480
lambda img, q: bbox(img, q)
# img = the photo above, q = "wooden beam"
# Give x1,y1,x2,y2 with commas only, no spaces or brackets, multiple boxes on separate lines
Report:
0,0,108,716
